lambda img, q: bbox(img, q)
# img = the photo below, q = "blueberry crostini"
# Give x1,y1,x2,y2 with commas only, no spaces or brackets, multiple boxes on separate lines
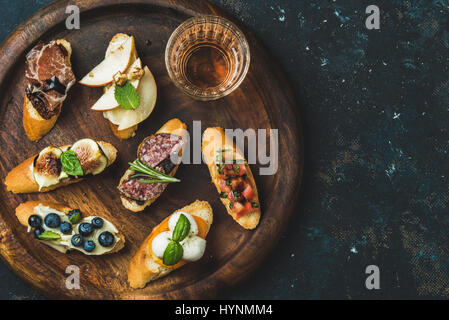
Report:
15,201,125,255
4,138,117,193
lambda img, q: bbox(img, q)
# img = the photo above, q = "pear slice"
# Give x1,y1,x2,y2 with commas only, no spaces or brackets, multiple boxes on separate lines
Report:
79,36,135,87
103,66,157,130
91,58,143,111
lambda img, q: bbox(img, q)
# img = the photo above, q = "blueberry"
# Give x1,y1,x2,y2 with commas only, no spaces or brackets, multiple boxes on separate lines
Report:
83,240,96,252
71,234,83,247
28,215,42,228
60,222,72,234
68,209,82,224
33,227,44,239
98,231,114,247
44,213,61,228
78,223,93,236
91,217,104,229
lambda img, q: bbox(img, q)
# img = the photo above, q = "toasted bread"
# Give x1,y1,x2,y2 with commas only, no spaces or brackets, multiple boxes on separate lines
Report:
4,141,117,193
202,127,261,230
109,121,138,140
128,200,213,288
23,39,74,141
15,201,125,255
119,118,187,212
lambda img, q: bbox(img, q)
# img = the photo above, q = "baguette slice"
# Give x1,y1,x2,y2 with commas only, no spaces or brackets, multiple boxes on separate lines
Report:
23,39,74,141
16,201,125,255
4,141,117,193
202,127,261,229
128,200,213,288
119,118,187,212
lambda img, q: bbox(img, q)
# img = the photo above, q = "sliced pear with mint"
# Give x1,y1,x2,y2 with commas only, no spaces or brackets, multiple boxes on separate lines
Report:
103,66,157,130
79,36,135,87
91,58,143,111
70,139,108,175
33,147,64,190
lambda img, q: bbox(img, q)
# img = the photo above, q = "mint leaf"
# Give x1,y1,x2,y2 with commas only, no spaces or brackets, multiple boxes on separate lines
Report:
38,230,61,241
61,150,83,176
172,214,190,242
163,241,184,266
114,81,140,110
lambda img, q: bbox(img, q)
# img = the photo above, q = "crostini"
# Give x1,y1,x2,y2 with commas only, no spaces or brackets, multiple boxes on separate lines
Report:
24,39,76,141
118,118,187,212
4,138,117,193
128,200,213,288
80,33,157,139
202,127,261,229
16,201,125,255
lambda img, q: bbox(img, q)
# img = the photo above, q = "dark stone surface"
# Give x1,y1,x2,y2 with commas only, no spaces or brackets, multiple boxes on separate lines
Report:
0,0,447,299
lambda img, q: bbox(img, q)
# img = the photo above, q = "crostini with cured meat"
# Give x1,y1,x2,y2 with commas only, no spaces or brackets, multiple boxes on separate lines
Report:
23,39,76,141
117,118,187,212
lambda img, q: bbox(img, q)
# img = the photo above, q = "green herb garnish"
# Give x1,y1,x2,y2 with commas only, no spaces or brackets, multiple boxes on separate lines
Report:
162,214,191,266
38,230,61,241
129,160,180,184
68,209,82,224
114,81,140,110
220,192,228,198
229,202,234,209
252,202,259,208
60,150,83,176
163,241,184,266
172,214,190,242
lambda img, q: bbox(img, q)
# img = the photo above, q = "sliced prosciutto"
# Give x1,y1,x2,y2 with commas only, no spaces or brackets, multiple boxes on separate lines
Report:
25,41,75,119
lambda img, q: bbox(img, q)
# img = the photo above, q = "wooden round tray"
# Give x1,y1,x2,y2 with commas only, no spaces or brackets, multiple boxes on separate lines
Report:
0,0,302,299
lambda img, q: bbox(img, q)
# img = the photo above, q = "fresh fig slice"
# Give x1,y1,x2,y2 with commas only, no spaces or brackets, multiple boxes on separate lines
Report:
70,139,108,175
33,147,63,190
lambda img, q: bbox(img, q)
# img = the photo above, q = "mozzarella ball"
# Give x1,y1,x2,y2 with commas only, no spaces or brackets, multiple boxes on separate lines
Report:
151,231,172,259
180,236,206,262
168,211,198,236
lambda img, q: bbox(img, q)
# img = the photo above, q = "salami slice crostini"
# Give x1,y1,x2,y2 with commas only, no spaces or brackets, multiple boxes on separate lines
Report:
16,201,125,255
202,127,261,229
118,118,187,212
128,200,213,288
4,138,117,193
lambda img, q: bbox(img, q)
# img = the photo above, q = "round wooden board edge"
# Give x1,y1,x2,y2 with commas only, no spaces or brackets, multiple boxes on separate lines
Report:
0,0,304,300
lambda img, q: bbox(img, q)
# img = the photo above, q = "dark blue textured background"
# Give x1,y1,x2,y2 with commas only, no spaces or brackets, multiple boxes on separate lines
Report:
0,0,448,299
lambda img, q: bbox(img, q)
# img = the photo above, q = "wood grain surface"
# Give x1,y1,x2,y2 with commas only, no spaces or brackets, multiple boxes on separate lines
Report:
0,0,302,299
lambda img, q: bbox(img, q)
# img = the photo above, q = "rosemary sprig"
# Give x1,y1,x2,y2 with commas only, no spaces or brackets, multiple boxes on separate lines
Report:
128,160,180,184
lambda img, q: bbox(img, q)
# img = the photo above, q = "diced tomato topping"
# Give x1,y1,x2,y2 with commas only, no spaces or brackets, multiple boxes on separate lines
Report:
227,190,244,203
241,184,254,200
218,163,247,178
218,178,231,193
235,201,257,219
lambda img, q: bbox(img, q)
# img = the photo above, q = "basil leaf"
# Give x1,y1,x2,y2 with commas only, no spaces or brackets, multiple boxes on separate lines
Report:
172,214,190,242
61,150,83,176
68,210,82,224
114,81,140,110
38,230,61,241
162,241,184,266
